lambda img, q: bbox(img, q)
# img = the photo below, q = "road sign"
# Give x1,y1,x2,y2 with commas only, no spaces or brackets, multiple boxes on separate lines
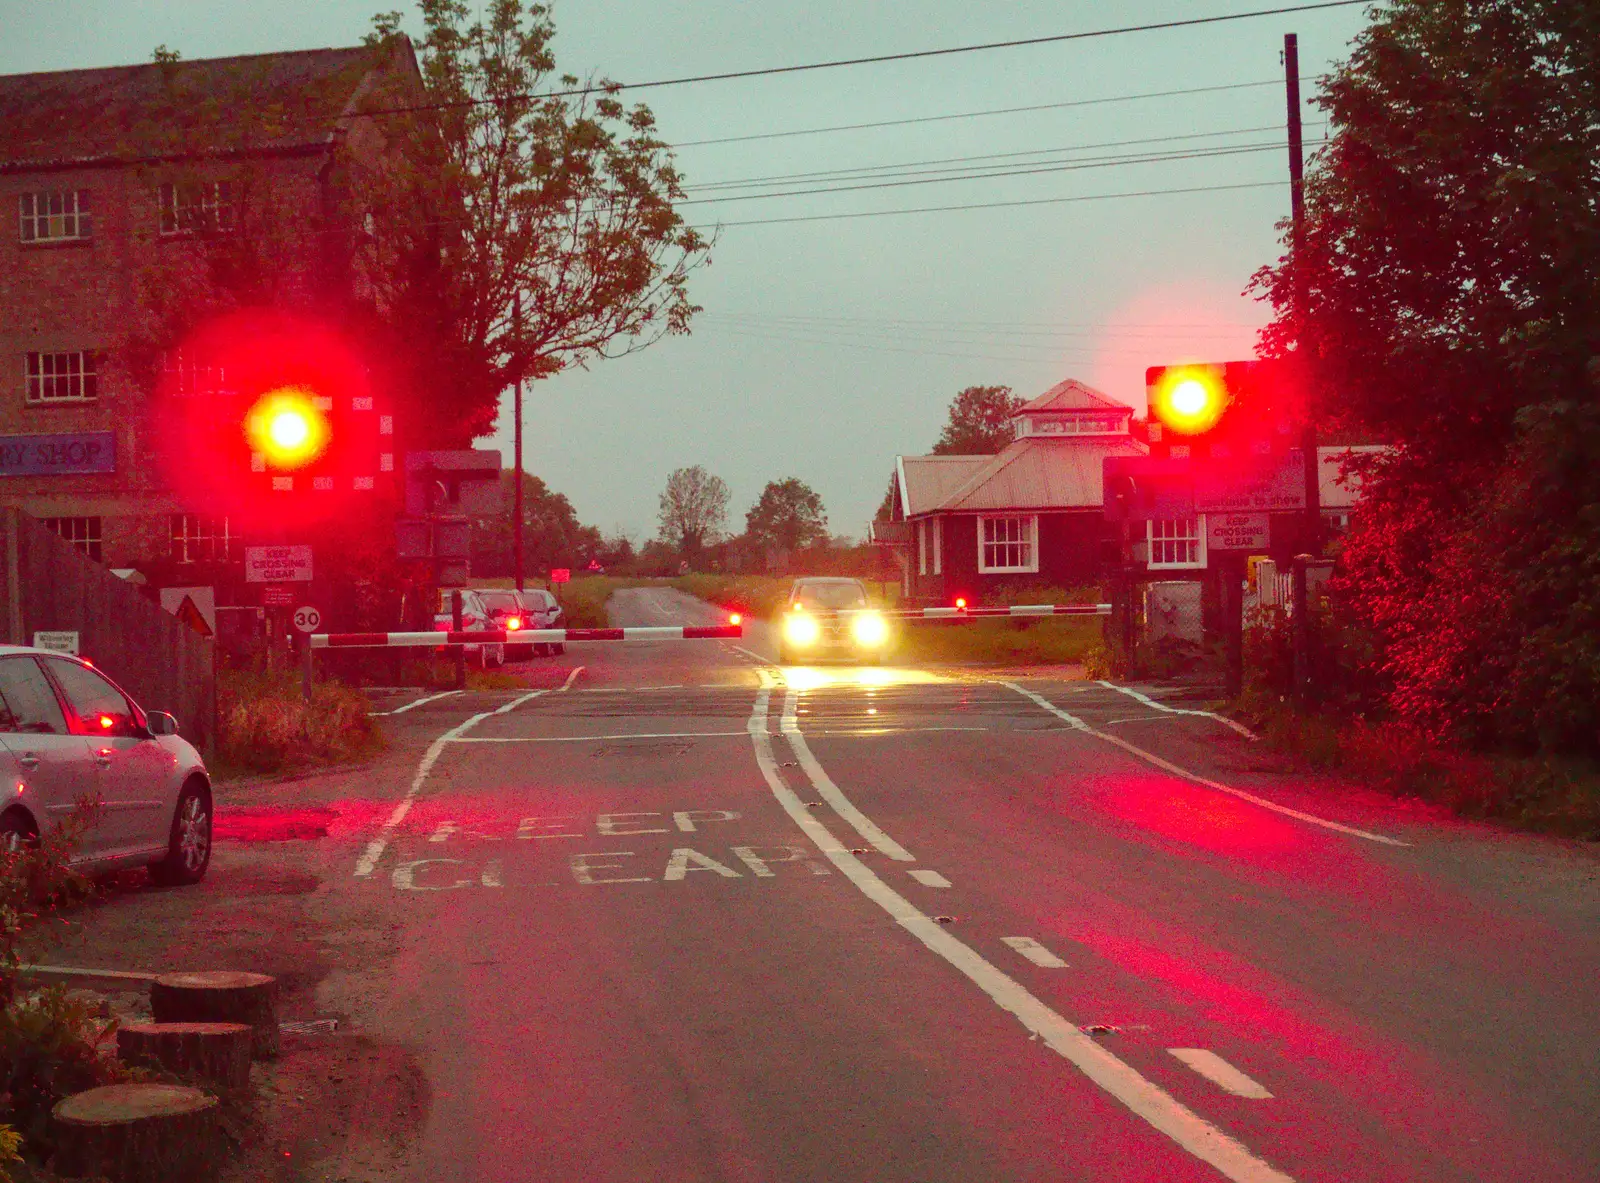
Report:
32,631,79,655
1102,456,1195,522
244,544,313,583
1207,513,1270,552
261,585,295,608
160,586,216,637
292,606,323,634
550,568,571,584
1193,451,1306,513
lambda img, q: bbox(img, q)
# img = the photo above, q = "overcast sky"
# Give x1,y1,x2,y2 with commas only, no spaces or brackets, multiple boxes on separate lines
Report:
1,0,1372,543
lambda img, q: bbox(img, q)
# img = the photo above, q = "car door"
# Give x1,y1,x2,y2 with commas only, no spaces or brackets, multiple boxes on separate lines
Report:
42,657,171,858
0,655,100,854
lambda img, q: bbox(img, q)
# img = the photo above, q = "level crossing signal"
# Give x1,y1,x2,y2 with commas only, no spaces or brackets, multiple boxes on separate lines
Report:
1144,359,1303,461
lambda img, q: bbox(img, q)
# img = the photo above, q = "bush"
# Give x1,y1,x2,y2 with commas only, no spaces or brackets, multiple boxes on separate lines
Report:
0,989,131,1162
218,669,380,773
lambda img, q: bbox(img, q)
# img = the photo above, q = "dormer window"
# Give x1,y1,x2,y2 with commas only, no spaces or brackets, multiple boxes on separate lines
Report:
1021,412,1128,437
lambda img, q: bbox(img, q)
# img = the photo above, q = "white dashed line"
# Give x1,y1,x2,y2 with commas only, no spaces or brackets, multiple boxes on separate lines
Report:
559,666,585,691
1003,682,1408,847
1001,936,1069,968
908,869,951,888
371,689,462,716
1096,681,1259,740
1168,1050,1274,1099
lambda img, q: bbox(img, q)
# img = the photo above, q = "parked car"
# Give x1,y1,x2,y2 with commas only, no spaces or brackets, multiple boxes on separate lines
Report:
0,647,212,885
778,577,891,665
433,590,506,668
473,588,565,660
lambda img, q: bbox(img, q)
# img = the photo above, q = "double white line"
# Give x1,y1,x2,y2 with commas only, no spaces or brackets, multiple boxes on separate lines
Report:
750,670,1297,1183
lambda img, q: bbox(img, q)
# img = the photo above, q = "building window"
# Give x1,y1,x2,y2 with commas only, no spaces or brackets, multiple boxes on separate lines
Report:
19,190,91,242
1148,518,1206,569
978,515,1038,574
161,348,227,397
171,514,232,564
25,351,98,403
42,517,102,563
159,181,236,235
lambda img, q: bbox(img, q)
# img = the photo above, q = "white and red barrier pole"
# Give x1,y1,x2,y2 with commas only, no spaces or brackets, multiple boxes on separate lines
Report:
309,624,743,649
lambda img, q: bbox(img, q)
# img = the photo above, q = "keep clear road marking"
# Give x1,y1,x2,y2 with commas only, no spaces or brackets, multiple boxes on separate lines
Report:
779,686,915,862
746,686,1297,1183
371,689,462,717
908,869,951,888
1001,936,1068,968
1169,1050,1274,1100
1002,682,1409,848
1096,681,1260,741
353,687,554,878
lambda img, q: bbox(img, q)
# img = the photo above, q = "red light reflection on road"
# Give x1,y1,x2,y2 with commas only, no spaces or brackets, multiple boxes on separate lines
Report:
1086,773,1304,865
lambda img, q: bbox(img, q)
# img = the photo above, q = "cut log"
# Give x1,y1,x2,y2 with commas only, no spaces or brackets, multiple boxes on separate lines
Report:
117,1021,253,1089
149,971,279,1060
53,1082,222,1183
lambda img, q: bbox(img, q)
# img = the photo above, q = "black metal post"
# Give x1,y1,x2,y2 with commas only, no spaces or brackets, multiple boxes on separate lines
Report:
1286,32,1320,703
452,588,465,690
513,292,525,594
1222,553,1245,700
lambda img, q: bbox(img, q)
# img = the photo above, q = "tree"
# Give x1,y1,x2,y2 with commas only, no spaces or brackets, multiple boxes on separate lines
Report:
745,479,829,552
470,469,601,576
931,385,1023,454
1251,0,1600,752
657,466,729,556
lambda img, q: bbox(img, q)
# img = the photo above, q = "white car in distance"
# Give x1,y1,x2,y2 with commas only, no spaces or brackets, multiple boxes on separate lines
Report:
0,647,213,885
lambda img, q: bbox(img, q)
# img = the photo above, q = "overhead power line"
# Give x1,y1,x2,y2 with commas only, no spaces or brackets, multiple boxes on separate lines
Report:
674,79,1312,148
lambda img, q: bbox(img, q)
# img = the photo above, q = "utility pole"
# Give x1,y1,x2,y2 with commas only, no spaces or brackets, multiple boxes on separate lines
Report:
512,292,525,593
1286,32,1321,704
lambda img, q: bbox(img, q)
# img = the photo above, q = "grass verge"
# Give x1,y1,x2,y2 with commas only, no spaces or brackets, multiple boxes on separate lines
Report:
217,668,383,777
892,617,1102,666
1232,695,1600,839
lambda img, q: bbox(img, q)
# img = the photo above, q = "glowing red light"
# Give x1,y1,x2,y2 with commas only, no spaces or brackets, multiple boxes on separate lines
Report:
506,617,522,631
955,597,967,610
99,715,114,729
729,613,742,626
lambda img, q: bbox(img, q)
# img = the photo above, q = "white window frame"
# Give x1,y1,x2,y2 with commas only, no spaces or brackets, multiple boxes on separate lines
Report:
1147,516,1207,570
931,517,942,575
159,180,236,236
917,519,927,575
977,514,1038,574
25,351,98,403
42,517,102,563
19,189,91,242
171,514,232,564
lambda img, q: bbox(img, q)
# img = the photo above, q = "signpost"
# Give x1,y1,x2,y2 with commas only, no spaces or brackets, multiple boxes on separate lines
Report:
261,586,295,608
244,545,313,584
292,606,322,634
32,631,79,655
549,568,571,584
1207,514,1270,553
160,586,216,637
294,606,322,703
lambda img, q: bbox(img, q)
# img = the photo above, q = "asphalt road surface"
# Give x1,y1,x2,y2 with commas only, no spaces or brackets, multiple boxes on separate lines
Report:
330,586,1599,1183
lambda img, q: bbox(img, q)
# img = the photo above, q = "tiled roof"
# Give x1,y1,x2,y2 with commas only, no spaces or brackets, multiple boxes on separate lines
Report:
897,455,987,516
1018,378,1131,415
934,435,1147,513
0,46,386,169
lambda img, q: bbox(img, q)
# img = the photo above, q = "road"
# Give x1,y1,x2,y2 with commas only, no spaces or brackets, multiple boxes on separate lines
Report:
61,585,1598,1182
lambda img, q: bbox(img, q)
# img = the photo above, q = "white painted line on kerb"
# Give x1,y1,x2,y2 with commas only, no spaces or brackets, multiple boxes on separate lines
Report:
1003,682,1408,848
353,687,551,878
1001,937,1069,969
779,687,915,862
371,689,463,717
1097,681,1260,740
559,666,585,691
908,869,951,888
1169,1050,1274,1100
745,689,1295,1183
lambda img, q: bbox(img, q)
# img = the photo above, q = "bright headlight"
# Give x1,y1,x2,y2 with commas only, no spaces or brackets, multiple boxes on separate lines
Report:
851,611,888,647
784,612,820,646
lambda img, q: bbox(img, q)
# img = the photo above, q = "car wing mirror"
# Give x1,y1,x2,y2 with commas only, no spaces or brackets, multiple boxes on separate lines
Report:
146,711,180,737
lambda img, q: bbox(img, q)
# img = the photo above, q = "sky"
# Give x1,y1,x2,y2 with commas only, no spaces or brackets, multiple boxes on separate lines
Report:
0,0,1374,543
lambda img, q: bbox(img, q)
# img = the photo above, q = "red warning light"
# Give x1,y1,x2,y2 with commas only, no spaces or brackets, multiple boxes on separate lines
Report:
955,597,967,610
506,617,523,631
728,613,742,626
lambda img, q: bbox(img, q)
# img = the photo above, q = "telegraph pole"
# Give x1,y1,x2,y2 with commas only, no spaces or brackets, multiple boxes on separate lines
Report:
512,293,525,594
1286,32,1320,703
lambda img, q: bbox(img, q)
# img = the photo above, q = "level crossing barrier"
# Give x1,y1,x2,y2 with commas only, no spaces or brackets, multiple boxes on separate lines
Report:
309,624,743,648
889,603,1111,621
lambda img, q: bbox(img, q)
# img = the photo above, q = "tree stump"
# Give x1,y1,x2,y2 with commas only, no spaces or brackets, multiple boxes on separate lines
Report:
117,1021,253,1089
150,971,279,1059
52,1083,222,1183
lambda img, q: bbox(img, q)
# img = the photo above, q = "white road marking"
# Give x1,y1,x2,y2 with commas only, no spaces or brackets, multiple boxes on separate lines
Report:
597,812,670,836
730,845,830,877
559,666,585,691
728,644,774,666
663,847,742,880
354,687,554,878
1168,1050,1274,1099
744,687,1296,1183
569,851,650,885
1003,682,1408,848
578,685,686,692
908,869,951,888
451,730,751,743
428,821,457,844
779,687,915,862
391,858,474,891
1096,681,1259,740
673,810,740,832
1001,936,1069,968
371,689,463,716
517,816,581,840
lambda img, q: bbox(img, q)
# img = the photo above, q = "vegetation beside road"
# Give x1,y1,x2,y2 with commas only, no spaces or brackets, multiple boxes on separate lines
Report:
217,668,381,776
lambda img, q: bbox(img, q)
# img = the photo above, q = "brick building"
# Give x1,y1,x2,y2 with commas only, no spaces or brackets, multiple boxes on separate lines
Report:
0,42,420,586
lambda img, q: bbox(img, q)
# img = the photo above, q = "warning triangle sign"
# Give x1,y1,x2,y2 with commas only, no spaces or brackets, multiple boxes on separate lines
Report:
175,594,213,637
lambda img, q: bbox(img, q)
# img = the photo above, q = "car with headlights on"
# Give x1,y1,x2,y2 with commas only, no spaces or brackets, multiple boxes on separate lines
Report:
778,577,891,664
0,647,212,885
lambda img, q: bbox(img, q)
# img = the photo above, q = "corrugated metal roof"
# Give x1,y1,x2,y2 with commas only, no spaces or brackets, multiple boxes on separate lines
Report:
898,455,987,516
0,46,387,169
935,435,1148,512
1018,378,1130,415
1319,445,1388,509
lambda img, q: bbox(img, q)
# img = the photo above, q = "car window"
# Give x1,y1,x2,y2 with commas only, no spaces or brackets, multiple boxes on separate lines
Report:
45,658,142,738
793,583,867,610
0,657,69,735
479,592,518,616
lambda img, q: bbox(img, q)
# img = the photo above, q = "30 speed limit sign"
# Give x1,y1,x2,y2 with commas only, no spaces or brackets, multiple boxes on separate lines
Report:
292,606,322,634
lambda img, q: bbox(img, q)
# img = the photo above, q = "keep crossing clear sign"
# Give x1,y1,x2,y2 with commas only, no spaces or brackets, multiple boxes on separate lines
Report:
244,545,313,583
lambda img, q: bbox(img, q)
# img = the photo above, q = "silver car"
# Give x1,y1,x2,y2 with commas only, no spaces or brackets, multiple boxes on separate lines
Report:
0,647,212,886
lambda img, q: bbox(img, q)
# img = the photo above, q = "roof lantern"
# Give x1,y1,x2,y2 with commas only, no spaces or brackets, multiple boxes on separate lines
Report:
1012,379,1132,439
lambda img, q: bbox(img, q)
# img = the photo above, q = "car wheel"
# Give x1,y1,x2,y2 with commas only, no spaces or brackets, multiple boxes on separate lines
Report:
150,782,212,887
